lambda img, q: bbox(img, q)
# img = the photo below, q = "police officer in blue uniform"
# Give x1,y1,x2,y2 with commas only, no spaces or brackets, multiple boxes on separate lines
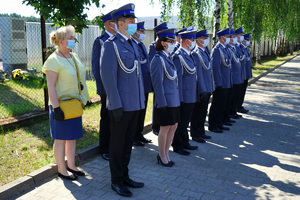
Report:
100,3,145,197
171,30,198,155
150,28,180,167
91,10,116,161
148,22,169,135
131,21,153,146
226,29,243,121
235,27,249,114
171,28,187,55
238,33,252,113
208,28,232,133
191,29,214,143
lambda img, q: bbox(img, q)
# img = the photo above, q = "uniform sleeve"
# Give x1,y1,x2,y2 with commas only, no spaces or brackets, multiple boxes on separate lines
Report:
211,48,223,87
148,44,156,63
150,56,167,108
191,52,207,95
42,55,59,74
100,41,122,110
91,38,102,90
172,54,183,102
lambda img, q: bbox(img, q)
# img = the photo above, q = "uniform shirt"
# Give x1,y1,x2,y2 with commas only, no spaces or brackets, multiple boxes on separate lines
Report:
171,42,180,55
191,46,215,96
172,47,197,103
240,44,253,79
132,38,153,93
100,32,145,111
235,43,247,81
150,51,180,108
91,31,113,96
227,44,243,85
211,42,232,88
42,52,90,105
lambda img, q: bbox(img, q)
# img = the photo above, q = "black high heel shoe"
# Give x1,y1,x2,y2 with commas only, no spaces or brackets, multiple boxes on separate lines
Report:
169,161,175,166
67,167,85,176
157,154,172,167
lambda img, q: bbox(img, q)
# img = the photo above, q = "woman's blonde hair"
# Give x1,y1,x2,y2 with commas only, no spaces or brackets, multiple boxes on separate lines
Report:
50,25,75,46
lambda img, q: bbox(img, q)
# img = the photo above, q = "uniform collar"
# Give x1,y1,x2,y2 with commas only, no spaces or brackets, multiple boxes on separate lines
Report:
162,50,169,57
180,47,190,55
219,42,225,48
131,37,139,44
105,30,114,37
117,31,129,40
241,43,247,48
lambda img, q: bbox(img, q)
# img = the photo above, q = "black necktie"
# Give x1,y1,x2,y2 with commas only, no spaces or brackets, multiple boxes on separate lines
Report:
128,39,133,47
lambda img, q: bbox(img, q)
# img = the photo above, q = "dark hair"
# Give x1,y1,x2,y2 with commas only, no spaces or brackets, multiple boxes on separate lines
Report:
116,16,126,28
155,37,168,51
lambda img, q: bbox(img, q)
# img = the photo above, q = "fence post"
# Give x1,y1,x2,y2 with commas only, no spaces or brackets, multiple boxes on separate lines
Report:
41,15,48,112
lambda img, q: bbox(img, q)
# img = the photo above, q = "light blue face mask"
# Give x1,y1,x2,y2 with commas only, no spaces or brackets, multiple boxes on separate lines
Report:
67,40,75,49
125,24,137,36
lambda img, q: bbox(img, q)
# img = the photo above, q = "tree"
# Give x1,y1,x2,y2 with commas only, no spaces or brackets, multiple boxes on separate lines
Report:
22,0,100,33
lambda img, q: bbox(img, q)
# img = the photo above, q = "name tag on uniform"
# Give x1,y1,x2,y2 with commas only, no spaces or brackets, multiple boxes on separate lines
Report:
122,50,128,53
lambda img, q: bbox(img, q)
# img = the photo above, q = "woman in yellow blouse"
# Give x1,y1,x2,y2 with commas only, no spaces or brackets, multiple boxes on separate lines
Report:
42,25,89,180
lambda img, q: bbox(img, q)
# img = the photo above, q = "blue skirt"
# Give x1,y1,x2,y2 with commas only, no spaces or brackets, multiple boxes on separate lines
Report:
49,105,83,140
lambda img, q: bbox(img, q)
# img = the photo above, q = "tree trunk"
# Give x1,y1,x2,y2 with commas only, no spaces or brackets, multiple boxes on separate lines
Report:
213,0,221,47
290,41,294,55
256,39,261,63
227,0,234,29
274,30,281,56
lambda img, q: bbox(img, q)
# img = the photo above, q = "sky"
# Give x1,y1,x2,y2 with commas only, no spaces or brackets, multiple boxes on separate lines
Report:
0,0,166,20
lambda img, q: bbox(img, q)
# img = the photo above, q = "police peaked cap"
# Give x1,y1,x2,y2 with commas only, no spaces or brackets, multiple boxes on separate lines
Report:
112,3,136,20
154,22,168,33
175,28,187,36
179,30,197,39
217,28,230,37
235,27,244,34
100,9,116,23
196,29,209,38
137,21,146,31
157,28,176,40
244,33,251,40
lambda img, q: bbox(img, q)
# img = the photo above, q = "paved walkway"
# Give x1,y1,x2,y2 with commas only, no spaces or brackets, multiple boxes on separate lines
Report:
14,56,300,200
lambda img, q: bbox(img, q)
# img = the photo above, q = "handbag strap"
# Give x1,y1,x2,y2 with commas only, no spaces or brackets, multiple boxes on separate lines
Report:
57,53,82,101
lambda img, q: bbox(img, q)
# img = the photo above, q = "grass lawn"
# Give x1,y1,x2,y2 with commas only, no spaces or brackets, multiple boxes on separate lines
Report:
251,51,299,77
0,93,153,186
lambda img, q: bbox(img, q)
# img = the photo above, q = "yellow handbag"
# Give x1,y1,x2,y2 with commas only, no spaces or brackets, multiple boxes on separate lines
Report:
56,54,83,120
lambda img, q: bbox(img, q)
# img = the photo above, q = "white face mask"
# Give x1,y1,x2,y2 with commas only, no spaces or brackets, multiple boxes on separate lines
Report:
202,38,209,47
165,42,176,53
246,41,250,46
224,37,230,45
232,37,238,45
189,40,196,50
138,33,146,42
109,22,117,32
239,35,244,43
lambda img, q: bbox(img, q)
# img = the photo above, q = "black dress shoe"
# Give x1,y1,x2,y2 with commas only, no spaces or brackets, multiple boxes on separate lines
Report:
67,167,85,176
133,140,145,146
209,127,223,133
174,149,191,155
124,178,144,188
201,134,211,139
223,122,232,126
227,119,236,123
157,154,173,167
184,143,198,150
230,114,240,119
237,108,249,113
139,137,152,143
219,125,230,131
111,183,132,197
169,161,175,166
101,153,110,161
192,137,206,143
153,129,159,136
58,172,78,180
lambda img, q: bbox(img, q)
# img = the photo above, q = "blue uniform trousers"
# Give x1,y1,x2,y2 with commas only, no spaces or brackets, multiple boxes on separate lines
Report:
209,87,229,129
172,103,194,151
135,93,149,140
191,93,211,138
230,84,243,115
237,79,248,109
224,87,234,122
99,95,110,154
109,110,139,184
